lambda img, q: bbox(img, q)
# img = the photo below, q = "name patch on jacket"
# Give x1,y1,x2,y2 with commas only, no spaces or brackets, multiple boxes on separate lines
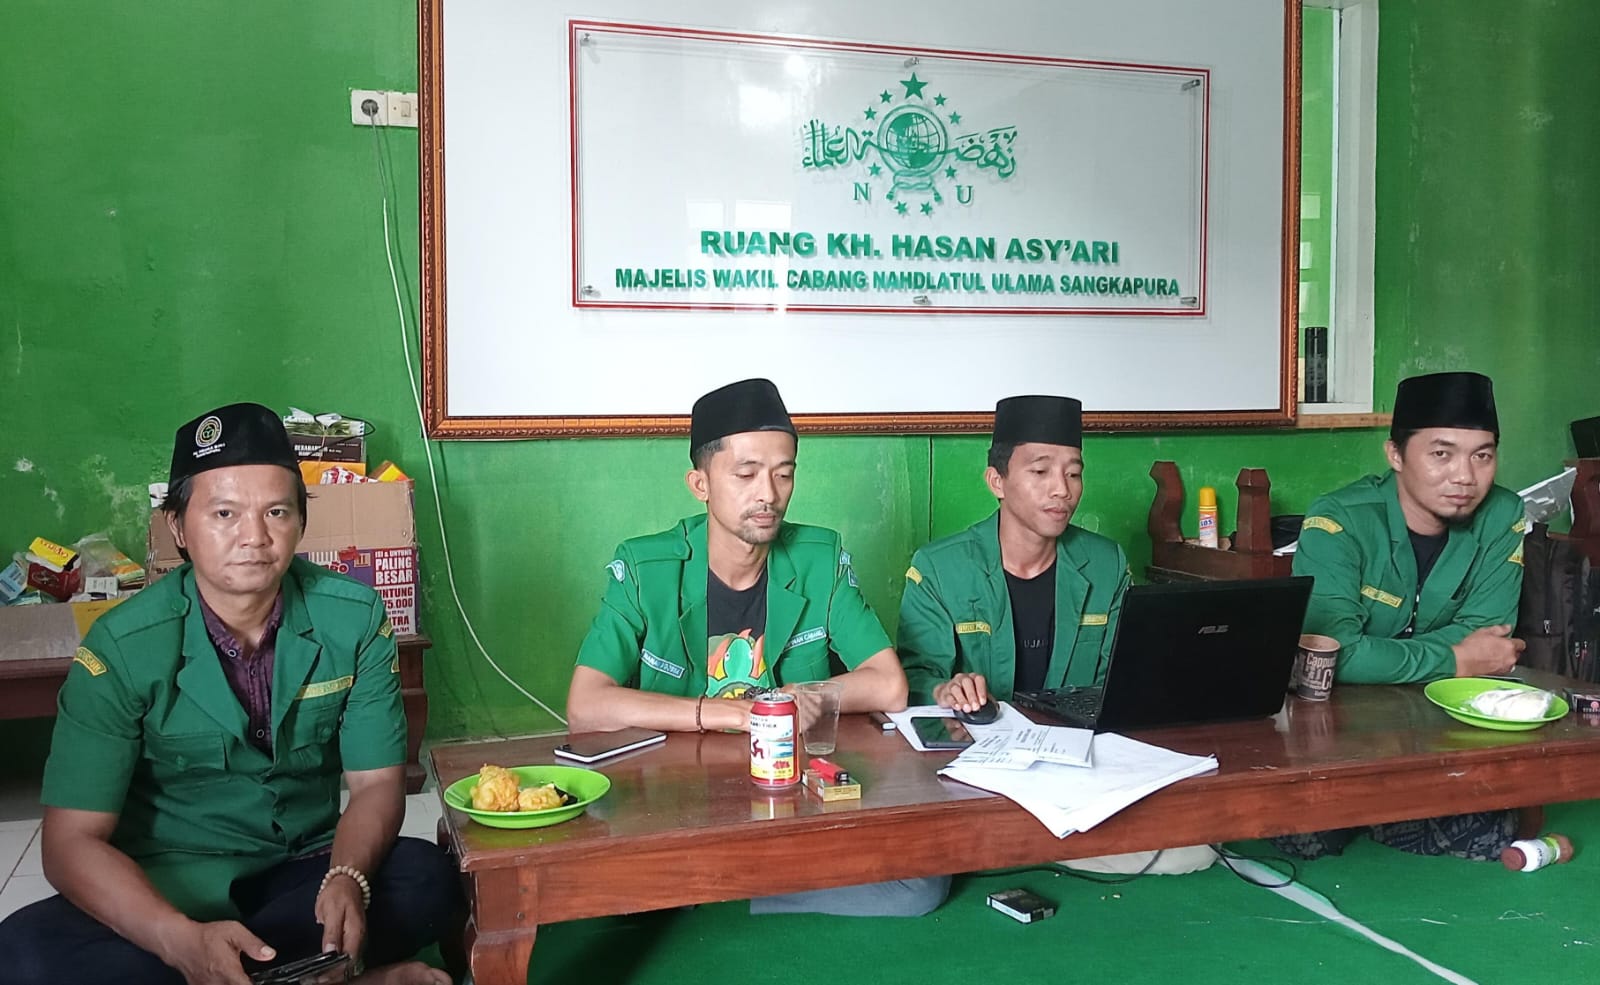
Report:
1361,585,1405,608
783,627,826,652
296,676,355,700
1303,516,1344,535
73,646,107,677
641,649,685,679
956,621,992,635
1080,613,1109,627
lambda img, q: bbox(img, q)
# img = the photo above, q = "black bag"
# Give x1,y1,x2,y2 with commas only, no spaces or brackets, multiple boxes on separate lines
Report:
1515,523,1600,680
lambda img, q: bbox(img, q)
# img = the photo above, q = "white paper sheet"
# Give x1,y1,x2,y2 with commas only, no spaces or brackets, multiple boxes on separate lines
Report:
939,732,1217,838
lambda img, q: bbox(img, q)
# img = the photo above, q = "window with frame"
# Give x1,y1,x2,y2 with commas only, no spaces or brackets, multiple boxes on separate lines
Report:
1299,0,1378,418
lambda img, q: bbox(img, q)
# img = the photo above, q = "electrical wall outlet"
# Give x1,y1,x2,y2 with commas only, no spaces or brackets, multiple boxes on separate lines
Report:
386,91,419,128
350,89,419,128
351,89,388,126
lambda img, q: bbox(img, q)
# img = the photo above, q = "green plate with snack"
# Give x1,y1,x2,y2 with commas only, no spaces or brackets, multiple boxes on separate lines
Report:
443,764,611,829
1423,678,1569,732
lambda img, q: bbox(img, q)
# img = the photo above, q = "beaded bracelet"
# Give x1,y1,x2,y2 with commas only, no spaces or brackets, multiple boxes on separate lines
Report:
320,864,371,910
695,696,706,733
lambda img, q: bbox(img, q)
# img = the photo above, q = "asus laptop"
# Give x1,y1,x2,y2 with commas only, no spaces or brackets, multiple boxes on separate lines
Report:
1012,576,1313,732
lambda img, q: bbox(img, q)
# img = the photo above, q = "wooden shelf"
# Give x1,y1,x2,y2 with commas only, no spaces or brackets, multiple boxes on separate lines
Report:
1146,461,1292,582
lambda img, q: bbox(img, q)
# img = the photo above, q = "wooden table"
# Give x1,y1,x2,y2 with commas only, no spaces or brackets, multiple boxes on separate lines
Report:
0,629,435,794
431,669,1600,985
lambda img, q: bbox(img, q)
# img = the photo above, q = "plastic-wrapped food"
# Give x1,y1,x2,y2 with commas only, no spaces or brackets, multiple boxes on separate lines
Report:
73,533,145,587
1468,687,1554,721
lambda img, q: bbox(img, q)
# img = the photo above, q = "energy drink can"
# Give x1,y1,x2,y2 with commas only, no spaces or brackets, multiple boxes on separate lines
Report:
750,691,800,788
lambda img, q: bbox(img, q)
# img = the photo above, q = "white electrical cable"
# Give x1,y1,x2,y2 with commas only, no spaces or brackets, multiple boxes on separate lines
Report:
365,116,567,725
1227,858,1479,985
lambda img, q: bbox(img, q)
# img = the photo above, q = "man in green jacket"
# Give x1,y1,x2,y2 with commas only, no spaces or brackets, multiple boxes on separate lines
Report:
1281,371,1530,860
1295,372,1526,684
897,395,1130,711
567,378,945,916
0,403,455,985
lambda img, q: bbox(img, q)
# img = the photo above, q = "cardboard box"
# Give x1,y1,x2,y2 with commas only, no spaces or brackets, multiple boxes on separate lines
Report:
26,562,82,601
147,481,420,636
802,769,862,801
299,460,368,484
0,596,130,663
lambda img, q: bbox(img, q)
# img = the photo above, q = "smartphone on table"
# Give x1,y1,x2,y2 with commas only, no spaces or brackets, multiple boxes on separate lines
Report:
910,716,975,750
554,727,668,763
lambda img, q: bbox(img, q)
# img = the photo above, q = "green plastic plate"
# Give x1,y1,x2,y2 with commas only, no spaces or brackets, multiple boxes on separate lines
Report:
1423,678,1569,732
443,764,611,829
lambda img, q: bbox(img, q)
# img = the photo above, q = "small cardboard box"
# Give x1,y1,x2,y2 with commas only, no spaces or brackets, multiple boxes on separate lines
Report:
802,769,862,801
146,480,420,636
299,460,368,484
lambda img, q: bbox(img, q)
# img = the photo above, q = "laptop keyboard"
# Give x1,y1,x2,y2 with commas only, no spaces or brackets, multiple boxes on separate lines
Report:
1015,687,1102,725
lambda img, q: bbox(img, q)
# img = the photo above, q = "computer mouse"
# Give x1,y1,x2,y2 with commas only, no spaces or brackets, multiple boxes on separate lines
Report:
955,699,1000,725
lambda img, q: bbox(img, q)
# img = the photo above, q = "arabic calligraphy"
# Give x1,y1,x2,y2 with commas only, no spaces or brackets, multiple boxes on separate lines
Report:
800,120,879,169
953,127,1019,179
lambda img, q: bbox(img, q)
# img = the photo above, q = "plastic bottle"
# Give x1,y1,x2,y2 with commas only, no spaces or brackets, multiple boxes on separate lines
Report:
1500,834,1574,872
1197,486,1219,548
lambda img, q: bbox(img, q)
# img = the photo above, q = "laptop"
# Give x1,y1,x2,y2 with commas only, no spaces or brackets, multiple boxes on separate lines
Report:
1011,575,1313,732
1572,416,1600,459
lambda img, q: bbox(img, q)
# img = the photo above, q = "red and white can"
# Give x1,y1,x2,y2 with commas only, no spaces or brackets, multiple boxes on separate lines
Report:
750,691,800,788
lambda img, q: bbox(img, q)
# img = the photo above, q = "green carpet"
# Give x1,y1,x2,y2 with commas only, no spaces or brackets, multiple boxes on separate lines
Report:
523,800,1600,984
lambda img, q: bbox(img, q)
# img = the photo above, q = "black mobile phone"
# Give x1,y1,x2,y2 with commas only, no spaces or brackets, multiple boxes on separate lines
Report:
910,716,974,750
248,951,352,985
554,727,667,763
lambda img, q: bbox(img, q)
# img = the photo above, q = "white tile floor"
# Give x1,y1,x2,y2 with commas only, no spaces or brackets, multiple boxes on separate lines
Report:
0,791,445,922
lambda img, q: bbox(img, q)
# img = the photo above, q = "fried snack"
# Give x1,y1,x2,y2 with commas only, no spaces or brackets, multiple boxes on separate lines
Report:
517,784,564,812
471,764,521,812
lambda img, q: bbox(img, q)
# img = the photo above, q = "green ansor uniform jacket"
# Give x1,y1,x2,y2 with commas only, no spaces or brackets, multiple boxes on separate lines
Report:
42,558,405,920
896,510,1131,703
575,514,892,693
1292,472,1527,684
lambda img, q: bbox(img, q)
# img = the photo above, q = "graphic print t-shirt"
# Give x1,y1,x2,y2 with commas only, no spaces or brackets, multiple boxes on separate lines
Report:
706,567,773,698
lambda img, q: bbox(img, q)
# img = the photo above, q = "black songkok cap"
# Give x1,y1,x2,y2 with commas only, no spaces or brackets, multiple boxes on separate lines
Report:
689,379,796,459
168,402,299,485
1391,372,1499,440
991,395,1084,449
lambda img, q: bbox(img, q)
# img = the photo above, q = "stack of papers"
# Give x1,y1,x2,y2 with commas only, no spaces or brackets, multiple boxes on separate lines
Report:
948,724,1094,770
942,734,1217,838
887,703,1216,838
883,700,1081,754
1519,467,1577,526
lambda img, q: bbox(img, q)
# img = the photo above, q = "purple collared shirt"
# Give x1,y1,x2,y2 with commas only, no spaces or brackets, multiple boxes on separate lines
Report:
199,593,284,754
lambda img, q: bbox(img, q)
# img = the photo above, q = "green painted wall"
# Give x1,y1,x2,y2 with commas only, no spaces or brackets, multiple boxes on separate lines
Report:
3,1,1596,747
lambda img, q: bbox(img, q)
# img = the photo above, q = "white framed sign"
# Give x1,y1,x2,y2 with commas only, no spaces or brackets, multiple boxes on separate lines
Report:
572,23,1208,315
421,0,1300,436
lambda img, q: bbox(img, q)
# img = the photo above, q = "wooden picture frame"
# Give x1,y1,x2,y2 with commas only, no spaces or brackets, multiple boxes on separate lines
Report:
418,1,1301,438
